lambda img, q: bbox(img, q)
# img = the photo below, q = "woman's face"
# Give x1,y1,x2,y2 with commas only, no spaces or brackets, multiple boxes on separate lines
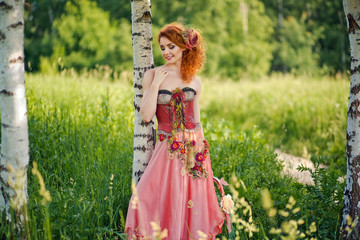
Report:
159,37,184,64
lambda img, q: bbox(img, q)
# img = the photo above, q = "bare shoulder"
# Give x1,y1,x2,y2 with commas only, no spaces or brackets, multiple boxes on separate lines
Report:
144,68,155,78
193,77,202,93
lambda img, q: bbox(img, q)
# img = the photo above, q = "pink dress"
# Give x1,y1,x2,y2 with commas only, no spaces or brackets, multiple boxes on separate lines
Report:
125,87,224,239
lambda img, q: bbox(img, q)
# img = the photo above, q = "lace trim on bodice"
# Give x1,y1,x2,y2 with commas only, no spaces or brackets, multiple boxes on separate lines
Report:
157,87,196,104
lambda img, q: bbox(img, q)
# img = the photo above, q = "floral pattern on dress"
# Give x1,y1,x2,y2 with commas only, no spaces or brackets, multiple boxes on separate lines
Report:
157,88,209,179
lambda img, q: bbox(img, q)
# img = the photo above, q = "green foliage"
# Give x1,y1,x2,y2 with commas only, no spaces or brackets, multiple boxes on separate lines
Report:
24,0,349,77
297,156,345,239
152,0,274,79
218,0,274,78
47,0,132,72
273,15,322,75
24,0,68,72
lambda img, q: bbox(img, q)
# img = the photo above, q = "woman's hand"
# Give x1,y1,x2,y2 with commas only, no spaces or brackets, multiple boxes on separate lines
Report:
152,68,168,88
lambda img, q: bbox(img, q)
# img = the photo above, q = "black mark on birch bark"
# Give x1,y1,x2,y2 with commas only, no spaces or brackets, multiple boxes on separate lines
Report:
351,65,360,75
351,84,360,95
136,94,143,98
10,56,23,63
134,83,143,90
348,99,360,118
0,89,15,96
134,145,147,152
349,155,360,222
134,102,140,112
134,65,154,72
143,47,151,50
135,11,152,23
351,57,359,62
134,133,153,138
139,72,142,78
347,132,353,141
134,170,142,177
0,1,12,11
348,13,360,34
1,123,10,129
347,143,353,159
8,21,23,29
132,32,141,36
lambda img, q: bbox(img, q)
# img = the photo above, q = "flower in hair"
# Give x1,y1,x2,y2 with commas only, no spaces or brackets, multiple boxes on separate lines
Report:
181,28,198,50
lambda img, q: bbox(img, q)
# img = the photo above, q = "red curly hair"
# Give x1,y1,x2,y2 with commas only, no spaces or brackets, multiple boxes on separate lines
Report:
158,23,205,83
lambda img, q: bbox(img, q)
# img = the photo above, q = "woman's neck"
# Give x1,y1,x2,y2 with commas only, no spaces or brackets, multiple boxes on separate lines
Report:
165,61,181,73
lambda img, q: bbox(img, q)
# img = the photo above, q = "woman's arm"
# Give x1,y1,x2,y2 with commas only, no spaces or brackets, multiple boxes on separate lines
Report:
140,68,168,122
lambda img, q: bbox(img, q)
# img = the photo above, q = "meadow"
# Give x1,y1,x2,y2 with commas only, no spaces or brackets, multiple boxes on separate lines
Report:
1,72,348,239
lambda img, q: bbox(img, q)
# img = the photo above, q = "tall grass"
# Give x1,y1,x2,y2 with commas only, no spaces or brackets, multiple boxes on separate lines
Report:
0,72,347,239
202,74,349,170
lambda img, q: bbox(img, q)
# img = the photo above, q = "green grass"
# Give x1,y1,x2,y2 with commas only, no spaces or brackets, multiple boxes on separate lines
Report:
201,74,349,170
1,72,347,239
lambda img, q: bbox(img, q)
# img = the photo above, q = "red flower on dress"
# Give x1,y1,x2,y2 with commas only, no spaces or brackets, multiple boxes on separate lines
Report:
195,152,204,162
203,149,209,156
170,141,180,151
180,148,186,154
203,140,209,149
159,134,165,142
191,165,199,171
192,140,196,146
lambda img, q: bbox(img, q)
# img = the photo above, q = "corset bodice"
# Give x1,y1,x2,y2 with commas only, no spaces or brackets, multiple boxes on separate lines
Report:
156,87,197,133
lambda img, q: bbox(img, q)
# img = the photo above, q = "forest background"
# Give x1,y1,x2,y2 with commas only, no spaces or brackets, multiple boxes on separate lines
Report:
2,0,350,238
26,0,347,78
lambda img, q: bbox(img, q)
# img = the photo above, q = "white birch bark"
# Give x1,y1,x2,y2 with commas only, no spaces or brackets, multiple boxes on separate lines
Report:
0,0,29,225
131,0,155,184
341,0,360,238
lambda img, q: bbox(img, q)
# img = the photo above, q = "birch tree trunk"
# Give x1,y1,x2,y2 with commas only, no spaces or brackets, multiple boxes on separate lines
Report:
341,0,360,238
0,0,29,229
131,0,155,184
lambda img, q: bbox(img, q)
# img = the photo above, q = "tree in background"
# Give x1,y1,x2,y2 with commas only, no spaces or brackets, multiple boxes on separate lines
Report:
131,0,155,183
273,14,322,75
22,0,349,77
214,0,273,78
261,0,348,74
341,0,360,238
41,0,133,73
24,0,67,72
0,0,30,234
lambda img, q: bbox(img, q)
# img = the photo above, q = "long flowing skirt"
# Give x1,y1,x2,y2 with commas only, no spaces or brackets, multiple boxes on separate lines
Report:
125,128,224,239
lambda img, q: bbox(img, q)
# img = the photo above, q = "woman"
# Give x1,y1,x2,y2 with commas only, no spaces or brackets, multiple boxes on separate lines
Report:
125,23,225,239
